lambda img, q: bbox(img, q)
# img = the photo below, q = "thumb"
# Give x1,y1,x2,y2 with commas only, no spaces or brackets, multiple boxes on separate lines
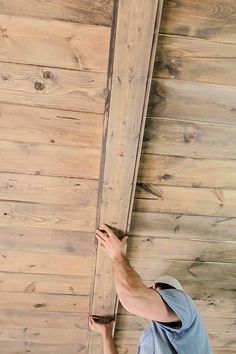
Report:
121,236,128,245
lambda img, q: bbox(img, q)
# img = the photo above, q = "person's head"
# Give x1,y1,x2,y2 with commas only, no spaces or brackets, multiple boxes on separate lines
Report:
150,275,183,291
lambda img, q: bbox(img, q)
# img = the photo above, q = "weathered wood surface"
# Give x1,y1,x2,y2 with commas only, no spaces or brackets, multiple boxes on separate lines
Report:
0,227,94,254
134,184,236,217
0,14,110,71
0,200,96,232
143,117,236,159
160,0,236,44
154,35,236,86
0,0,113,26
138,154,236,189
127,237,236,263
0,140,100,178
0,103,103,148
130,211,236,242
0,62,106,113
0,272,91,295
0,342,86,354
148,79,236,124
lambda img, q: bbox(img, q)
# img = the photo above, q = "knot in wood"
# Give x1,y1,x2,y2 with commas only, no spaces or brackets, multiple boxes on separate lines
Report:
1,73,10,81
35,81,45,91
43,70,53,80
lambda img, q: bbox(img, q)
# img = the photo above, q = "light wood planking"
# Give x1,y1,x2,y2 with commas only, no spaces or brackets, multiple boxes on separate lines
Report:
0,292,89,313
0,342,86,354
0,0,113,26
134,184,236,217
0,103,103,148
0,249,93,276
143,117,236,159
0,200,96,232
0,62,106,113
160,0,236,44
130,211,236,242
0,227,94,254
0,140,100,178
138,154,236,189
0,272,91,295
154,35,236,86
0,14,110,71
148,78,236,124
0,172,98,206
127,237,236,263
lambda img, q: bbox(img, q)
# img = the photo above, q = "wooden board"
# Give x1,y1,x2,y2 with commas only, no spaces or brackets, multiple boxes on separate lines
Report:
0,14,110,71
0,0,113,26
143,117,236,159
0,342,86,354
148,78,236,124
0,62,106,113
138,154,236,189
160,0,236,44
130,211,236,242
0,200,96,232
0,103,103,148
154,35,236,86
0,140,100,178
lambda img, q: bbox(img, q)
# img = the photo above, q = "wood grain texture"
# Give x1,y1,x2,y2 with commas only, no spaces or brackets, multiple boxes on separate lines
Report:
0,342,86,354
0,62,106,113
127,237,236,263
0,140,100,178
160,0,236,43
154,35,236,85
0,0,113,26
148,78,236,124
130,211,236,242
138,154,236,189
0,14,110,71
134,184,236,217
0,227,94,254
0,103,103,148
0,200,96,232
143,117,236,159
0,272,91,295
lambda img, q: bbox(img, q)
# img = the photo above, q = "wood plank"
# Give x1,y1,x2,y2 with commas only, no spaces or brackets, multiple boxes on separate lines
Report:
143,117,236,159
130,211,236,242
154,35,236,86
0,272,91,295
0,250,93,276
0,292,89,313
89,0,164,352
0,102,103,148
160,0,236,44
0,326,87,344
0,309,87,329
0,172,98,206
134,184,236,217
0,0,113,26
148,78,236,124
0,200,96,232
0,227,94,254
138,154,236,189
127,237,236,263
0,14,110,71
0,62,106,113
0,140,100,178
0,341,86,354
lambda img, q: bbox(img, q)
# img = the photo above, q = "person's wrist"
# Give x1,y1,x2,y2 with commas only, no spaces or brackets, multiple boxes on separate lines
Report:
113,253,125,262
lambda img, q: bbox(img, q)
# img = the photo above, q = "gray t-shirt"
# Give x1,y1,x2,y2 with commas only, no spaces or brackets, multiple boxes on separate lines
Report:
136,289,212,354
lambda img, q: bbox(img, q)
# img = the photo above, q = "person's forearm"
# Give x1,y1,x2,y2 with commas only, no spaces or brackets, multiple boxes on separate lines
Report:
102,334,118,354
113,255,146,299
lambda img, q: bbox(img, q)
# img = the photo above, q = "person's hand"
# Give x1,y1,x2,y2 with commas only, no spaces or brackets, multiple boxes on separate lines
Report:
89,316,114,338
95,224,128,261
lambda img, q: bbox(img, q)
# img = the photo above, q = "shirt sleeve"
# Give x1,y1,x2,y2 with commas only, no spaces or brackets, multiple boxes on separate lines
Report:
157,289,196,332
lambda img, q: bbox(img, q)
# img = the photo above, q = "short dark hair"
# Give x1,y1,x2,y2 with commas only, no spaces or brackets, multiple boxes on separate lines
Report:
156,282,175,290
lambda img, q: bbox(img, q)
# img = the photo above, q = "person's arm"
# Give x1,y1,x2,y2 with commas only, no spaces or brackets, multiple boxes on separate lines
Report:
96,224,179,322
89,316,118,354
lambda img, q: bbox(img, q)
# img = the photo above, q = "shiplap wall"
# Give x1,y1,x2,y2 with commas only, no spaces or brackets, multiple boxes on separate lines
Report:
0,1,112,353
116,1,236,353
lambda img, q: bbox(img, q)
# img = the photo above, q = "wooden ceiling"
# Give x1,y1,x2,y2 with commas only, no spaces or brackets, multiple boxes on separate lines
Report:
0,1,235,354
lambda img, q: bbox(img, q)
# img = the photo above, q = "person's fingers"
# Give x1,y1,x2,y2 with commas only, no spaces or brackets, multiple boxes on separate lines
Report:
95,233,106,245
99,224,115,238
96,229,108,240
121,236,128,245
